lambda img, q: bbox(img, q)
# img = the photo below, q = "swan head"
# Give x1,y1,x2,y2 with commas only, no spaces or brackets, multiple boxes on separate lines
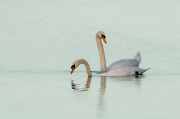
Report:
71,59,90,74
71,60,81,74
96,31,107,43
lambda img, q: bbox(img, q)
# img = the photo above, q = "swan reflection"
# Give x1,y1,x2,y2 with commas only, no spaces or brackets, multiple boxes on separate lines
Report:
108,75,145,88
71,76,92,91
97,75,145,117
97,76,106,117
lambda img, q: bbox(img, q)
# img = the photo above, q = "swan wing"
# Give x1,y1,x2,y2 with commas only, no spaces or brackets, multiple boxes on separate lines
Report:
99,67,150,76
133,51,141,63
108,59,140,70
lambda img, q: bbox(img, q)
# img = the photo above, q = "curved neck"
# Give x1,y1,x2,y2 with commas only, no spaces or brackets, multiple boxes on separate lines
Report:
78,59,92,76
96,36,108,73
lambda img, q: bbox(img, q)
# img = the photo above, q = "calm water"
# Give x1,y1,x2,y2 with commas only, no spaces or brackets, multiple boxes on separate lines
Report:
0,0,180,119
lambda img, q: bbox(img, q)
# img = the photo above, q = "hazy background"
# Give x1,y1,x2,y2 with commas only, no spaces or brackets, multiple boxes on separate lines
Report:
0,0,180,119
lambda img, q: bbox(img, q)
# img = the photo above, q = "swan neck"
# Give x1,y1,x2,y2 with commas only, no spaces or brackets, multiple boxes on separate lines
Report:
79,59,92,76
96,36,108,73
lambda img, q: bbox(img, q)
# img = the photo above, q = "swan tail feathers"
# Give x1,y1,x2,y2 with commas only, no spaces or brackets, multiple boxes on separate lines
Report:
133,51,141,63
139,68,150,75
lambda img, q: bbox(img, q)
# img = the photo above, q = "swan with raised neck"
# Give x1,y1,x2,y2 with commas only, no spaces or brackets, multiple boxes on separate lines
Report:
95,31,141,71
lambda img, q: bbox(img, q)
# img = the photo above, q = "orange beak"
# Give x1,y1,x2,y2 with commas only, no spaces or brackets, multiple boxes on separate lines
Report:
71,67,75,74
102,36,107,44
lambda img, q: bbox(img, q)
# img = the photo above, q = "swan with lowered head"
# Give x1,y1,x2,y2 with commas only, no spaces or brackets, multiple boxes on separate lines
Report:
70,59,149,76
95,31,141,73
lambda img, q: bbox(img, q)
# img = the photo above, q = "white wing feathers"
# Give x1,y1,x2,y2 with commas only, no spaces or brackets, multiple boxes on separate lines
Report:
133,51,141,63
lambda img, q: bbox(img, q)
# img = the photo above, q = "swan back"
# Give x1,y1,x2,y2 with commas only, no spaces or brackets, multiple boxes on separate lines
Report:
108,59,140,70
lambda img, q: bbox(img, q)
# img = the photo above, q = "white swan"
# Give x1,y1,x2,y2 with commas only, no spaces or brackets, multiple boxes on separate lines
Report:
95,31,141,73
70,59,149,76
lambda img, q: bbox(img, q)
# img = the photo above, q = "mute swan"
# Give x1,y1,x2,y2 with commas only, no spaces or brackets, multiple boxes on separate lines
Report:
95,31,141,73
71,59,149,76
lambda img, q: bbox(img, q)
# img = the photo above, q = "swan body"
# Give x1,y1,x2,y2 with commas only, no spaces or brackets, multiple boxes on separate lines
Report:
108,59,139,70
71,59,149,76
99,67,149,76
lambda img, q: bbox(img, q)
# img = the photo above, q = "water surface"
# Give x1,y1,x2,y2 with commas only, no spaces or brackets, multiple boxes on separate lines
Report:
0,0,180,119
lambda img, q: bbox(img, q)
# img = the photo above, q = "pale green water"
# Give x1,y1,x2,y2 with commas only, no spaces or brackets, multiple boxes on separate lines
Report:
0,0,180,119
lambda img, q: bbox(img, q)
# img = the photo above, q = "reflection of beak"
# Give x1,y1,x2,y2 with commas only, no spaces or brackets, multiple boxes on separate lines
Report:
102,37,107,44
71,67,75,74
71,80,75,86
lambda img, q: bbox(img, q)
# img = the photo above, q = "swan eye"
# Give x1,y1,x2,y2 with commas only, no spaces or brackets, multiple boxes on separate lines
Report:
71,64,75,69
71,64,76,74
101,34,106,38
